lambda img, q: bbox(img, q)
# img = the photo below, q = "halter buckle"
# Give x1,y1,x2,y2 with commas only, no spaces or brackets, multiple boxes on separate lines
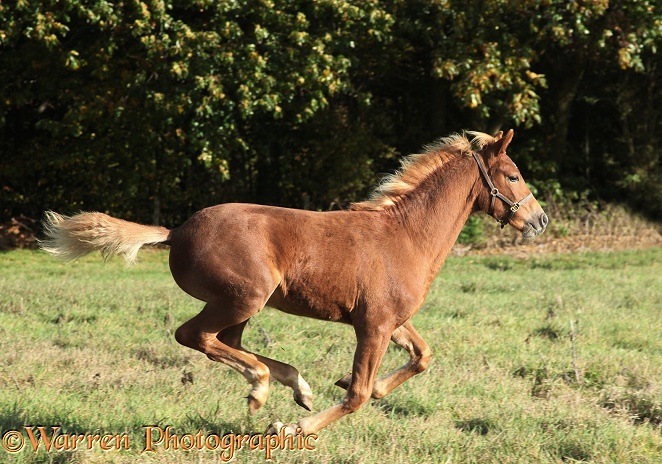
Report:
510,203,520,212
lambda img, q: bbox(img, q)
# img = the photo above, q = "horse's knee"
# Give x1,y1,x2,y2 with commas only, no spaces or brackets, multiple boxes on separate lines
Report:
414,345,432,374
341,389,371,413
371,384,388,399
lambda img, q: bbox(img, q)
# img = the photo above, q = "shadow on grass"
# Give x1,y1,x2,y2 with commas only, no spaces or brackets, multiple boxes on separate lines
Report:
454,417,495,435
376,398,434,418
551,438,594,462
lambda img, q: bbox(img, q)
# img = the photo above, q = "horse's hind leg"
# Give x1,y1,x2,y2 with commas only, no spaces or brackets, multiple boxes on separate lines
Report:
174,303,271,414
218,321,314,411
335,320,431,399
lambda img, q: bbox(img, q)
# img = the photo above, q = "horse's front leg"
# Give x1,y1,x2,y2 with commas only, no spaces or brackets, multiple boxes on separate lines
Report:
335,320,431,399
268,322,393,435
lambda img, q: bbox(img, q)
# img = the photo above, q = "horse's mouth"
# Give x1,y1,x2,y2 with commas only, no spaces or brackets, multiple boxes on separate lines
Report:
522,223,547,242
521,215,548,241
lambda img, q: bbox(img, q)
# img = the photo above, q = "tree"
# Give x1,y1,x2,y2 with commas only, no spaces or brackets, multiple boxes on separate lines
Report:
2,0,661,223
0,0,394,222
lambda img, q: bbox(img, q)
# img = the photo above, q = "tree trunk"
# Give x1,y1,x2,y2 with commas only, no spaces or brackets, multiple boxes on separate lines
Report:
551,55,585,170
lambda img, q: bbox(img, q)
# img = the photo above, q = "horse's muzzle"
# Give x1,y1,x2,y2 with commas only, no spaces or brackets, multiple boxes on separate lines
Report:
522,212,549,240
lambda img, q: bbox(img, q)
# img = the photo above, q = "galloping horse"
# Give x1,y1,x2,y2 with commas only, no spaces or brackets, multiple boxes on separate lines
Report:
40,129,548,435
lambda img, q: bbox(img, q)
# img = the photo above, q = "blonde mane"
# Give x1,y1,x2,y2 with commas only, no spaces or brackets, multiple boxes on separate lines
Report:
351,131,496,211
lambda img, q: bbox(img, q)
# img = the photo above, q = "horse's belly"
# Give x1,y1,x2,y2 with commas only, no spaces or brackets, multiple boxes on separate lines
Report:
266,284,353,324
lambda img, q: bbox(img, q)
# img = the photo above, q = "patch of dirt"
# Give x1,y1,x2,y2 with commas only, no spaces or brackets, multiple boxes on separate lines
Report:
454,203,662,257
453,225,662,258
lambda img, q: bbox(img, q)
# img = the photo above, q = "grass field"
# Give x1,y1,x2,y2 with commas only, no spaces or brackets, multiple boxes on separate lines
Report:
0,248,660,463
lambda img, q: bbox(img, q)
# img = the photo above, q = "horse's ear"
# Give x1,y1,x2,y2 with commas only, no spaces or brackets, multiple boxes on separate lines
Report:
487,129,514,159
499,129,514,154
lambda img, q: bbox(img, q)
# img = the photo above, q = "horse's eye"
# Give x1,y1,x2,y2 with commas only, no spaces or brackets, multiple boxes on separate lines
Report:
508,175,519,183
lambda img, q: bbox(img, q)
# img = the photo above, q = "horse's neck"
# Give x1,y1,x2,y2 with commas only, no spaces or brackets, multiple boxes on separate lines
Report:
391,157,479,277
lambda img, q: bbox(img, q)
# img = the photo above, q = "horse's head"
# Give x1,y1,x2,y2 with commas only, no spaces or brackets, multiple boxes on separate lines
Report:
473,129,548,240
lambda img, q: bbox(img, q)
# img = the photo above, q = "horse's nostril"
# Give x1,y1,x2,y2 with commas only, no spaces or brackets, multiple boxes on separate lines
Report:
540,213,549,229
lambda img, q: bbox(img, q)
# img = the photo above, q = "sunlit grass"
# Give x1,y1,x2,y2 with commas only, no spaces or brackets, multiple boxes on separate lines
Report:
0,248,660,463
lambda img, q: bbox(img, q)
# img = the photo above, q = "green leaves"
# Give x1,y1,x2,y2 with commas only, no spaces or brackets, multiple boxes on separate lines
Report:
1,0,661,221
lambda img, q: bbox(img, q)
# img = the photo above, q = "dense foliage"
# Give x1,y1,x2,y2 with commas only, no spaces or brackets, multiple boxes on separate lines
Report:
1,0,661,224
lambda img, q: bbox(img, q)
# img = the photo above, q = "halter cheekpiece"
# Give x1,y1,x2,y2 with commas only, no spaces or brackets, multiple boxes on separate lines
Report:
472,152,533,229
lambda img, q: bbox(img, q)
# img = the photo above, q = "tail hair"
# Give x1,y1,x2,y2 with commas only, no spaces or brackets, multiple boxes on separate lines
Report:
39,211,171,266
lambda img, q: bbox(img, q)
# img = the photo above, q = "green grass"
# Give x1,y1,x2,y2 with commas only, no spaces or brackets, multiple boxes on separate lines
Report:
0,248,660,463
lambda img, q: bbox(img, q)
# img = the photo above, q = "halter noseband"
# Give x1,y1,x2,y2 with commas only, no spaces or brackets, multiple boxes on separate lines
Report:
472,152,533,229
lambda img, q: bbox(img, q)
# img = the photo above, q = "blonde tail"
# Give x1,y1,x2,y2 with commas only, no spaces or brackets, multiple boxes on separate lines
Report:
39,211,171,266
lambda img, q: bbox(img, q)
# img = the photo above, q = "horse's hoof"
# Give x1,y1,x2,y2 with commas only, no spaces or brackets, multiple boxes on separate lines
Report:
334,373,351,390
294,391,313,411
265,422,299,436
265,421,284,435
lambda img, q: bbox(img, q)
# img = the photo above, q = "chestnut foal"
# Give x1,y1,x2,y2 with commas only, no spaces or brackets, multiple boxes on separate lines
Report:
41,130,548,435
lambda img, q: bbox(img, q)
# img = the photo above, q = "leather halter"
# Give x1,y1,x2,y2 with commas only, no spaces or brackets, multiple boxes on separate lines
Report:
472,152,533,229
